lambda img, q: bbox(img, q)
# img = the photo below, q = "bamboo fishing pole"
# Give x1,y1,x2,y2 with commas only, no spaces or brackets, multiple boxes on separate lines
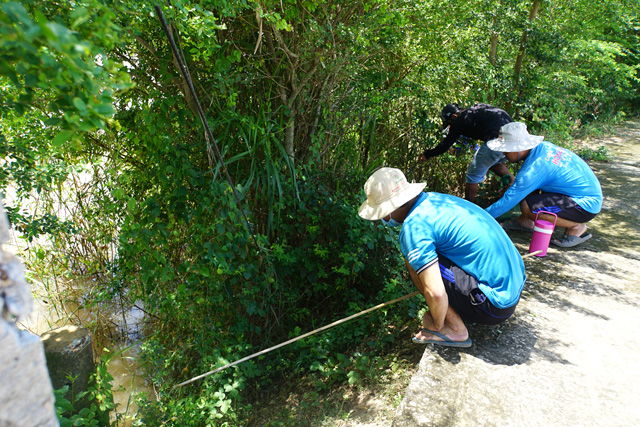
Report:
174,291,421,388
155,4,263,255
175,250,542,388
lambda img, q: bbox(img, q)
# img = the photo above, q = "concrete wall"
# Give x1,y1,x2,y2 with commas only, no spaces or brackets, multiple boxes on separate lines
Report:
0,199,58,427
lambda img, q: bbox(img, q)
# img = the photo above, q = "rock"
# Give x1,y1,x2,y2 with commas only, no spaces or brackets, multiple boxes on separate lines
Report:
0,315,58,427
0,200,59,427
42,325,95,408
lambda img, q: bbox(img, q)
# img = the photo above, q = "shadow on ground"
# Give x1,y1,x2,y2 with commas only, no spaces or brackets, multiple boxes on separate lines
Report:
393,120,640,427
426,319,537,367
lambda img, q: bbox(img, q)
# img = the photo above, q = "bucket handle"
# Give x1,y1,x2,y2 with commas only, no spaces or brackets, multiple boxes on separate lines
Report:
535,210,558,227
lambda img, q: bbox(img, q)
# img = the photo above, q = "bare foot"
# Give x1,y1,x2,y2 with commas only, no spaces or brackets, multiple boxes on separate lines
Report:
565,223,588,237
517,216,535,229
415,326,468,343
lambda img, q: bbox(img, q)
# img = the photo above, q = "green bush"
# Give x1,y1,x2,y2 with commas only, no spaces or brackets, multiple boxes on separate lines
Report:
125,166,417,425
55,351,117,427
576,145,611,162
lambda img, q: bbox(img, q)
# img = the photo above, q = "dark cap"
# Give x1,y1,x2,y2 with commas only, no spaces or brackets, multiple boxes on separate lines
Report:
440,103,460,128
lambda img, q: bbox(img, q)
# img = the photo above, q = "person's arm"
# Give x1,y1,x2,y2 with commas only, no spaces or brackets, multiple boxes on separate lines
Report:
485,178,536,218
422,128,461,159
405,259,448,330
486,159,545,218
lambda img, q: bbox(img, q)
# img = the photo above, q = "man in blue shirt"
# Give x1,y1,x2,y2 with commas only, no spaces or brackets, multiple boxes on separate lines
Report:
358,167,526,347
485,122,603,248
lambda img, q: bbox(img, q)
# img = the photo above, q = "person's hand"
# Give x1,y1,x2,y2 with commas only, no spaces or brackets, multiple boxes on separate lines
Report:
506,175,515,189
498,174,515,195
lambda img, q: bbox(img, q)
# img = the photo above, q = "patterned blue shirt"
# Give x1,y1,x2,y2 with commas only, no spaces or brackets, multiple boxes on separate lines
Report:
399,192,526,309
486,141,603,219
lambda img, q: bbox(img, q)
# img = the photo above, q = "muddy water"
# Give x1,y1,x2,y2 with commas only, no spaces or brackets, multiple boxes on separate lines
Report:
3,174,148,423
18,282,148,425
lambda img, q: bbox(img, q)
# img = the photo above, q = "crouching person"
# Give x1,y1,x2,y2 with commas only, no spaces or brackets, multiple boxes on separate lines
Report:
358,168,526,347
485,122,603,248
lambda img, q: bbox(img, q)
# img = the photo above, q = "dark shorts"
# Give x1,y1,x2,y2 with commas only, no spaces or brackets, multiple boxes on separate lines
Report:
524,191,597,223
437,255,518,326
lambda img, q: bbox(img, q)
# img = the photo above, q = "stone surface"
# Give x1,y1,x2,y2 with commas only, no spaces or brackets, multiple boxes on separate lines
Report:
0,251,33,322
0,311,58,427
42,325,95,403
0,200,59,427
393,120,640,427
0,196,10,245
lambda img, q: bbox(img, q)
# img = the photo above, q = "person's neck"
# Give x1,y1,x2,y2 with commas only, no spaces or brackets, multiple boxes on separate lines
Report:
518,149,531,162
394,196,419,223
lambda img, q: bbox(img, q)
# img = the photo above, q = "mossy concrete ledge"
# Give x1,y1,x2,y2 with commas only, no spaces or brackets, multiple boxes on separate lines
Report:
42,325,95,404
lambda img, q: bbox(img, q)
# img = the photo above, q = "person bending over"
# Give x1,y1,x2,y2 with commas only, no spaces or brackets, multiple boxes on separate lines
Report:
358,167,526,347
485,122,603,248
418,103,514,203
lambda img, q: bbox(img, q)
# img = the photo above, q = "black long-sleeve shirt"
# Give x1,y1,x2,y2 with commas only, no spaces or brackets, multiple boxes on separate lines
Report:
423,104,513,159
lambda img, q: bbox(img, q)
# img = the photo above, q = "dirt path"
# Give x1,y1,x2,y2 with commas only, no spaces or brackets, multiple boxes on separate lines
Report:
393,120,640,426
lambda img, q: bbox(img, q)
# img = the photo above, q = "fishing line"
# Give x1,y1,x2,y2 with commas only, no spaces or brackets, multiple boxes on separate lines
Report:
174,290,421,388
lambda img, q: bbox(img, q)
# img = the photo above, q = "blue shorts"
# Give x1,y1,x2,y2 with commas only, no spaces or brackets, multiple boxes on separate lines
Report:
466,143,507,184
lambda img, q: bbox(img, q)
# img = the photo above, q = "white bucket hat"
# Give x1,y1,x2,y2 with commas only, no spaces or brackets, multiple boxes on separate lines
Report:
487,122,544,152
358,167,426,221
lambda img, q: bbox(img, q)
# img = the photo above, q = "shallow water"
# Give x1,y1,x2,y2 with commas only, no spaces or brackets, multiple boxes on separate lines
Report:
18,283,148,425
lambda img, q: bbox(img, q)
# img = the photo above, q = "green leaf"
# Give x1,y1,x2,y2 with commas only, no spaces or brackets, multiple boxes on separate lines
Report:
93,103,115,116
72,97,88,115
51,130,74,147
44,117,63,126
70,7,91,29
112,188,125,200
348,370,360,384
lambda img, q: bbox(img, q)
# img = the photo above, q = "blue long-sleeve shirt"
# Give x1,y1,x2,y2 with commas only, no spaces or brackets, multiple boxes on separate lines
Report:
485,141,603,219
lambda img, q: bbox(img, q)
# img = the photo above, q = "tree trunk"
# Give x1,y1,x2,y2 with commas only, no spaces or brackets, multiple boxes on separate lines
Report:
507,0,541,115
514,0,541,80
488,31,499,102
489,32,498,67
489,7,499,67
284,112,295,160
488,1,501,102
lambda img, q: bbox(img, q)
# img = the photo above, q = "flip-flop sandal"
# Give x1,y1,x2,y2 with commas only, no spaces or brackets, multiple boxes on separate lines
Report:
412,328,472,348
500,218,534,233
551,232,592,248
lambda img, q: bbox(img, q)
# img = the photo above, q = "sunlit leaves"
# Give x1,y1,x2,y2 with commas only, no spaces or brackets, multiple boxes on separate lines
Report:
0,0,132,146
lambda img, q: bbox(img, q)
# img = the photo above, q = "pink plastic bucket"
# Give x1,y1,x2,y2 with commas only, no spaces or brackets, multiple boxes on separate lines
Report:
529,211,557,257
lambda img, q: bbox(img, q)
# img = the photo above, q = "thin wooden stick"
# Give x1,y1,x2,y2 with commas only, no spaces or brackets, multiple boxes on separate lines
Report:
174,291,421,388
174,250,541,388
523,249,543,258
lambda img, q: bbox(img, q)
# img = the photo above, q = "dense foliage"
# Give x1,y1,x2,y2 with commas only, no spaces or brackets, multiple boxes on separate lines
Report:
1,0,638,424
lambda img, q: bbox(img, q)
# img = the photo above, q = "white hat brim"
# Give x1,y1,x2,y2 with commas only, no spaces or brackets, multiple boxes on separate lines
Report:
358,182,426,221
487,135,544,152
